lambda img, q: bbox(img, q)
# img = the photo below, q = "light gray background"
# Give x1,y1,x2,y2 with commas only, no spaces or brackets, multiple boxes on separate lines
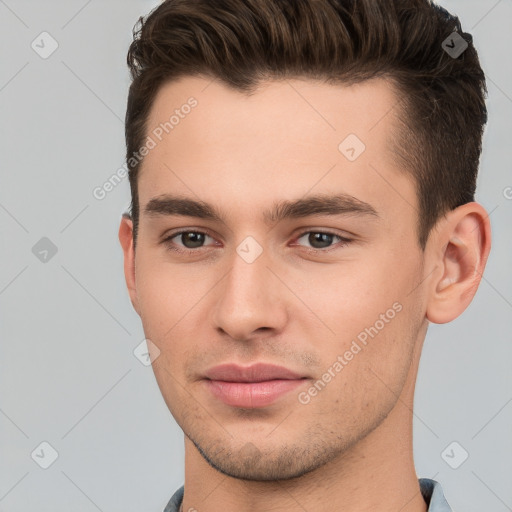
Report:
1,1,511,511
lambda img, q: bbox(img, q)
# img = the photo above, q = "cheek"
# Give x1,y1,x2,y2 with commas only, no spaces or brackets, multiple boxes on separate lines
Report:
135,253,206,334
303,301,421,433
285,254,414,344
293,253,422,393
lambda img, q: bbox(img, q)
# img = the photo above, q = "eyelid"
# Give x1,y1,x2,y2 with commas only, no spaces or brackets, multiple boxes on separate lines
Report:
161,228,218,250
161,227,353,254
291,229,352,253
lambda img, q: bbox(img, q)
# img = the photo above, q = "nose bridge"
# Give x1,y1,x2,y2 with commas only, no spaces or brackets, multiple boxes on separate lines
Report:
212,237,286,339
224,239,274,310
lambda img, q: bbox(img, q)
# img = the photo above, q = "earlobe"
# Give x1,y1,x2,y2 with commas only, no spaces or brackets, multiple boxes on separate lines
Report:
426,203,491,324
118,215,140,315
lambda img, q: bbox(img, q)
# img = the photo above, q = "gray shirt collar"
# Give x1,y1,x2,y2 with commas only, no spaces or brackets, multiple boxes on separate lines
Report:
164,478,452,511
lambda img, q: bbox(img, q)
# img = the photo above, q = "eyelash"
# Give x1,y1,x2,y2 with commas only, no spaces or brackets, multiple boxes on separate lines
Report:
161,229,353,255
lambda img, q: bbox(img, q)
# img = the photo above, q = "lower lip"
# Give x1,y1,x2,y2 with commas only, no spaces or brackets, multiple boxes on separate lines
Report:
204,379,306,408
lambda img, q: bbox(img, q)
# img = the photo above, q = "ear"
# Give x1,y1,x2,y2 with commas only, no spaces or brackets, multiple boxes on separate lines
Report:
426,202,491,324
118,213,140,315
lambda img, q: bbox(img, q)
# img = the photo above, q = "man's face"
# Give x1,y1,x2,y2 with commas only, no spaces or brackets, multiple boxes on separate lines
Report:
128,76,429,479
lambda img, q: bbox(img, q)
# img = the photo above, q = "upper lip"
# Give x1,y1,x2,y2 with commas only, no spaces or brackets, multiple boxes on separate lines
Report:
204,363,306,382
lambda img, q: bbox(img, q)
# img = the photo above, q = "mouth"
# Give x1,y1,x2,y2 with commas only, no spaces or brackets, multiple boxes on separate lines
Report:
202,363,309,408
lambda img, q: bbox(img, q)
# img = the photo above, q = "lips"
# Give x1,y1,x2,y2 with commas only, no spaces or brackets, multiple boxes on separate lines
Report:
203,363,305,382
202,363,308,408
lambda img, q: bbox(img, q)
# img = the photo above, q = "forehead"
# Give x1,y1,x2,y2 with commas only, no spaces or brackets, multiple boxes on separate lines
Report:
145,75,401,154
137,76,415,225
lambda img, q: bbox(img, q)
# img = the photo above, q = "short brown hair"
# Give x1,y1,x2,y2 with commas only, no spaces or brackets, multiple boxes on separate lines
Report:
125,0,487,248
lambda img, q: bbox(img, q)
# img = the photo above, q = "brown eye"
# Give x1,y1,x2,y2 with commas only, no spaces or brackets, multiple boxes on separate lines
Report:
162,230,216,253
176,231,208,249
295,231,352,251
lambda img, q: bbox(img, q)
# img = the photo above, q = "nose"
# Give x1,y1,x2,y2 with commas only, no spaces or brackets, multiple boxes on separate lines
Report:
211,242,288,342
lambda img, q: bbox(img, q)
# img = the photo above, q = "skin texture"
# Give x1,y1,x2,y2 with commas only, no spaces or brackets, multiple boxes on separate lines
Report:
119,76,491,512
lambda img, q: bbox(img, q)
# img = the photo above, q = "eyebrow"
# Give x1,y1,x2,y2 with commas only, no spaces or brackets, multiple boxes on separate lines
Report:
143,193,379,226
